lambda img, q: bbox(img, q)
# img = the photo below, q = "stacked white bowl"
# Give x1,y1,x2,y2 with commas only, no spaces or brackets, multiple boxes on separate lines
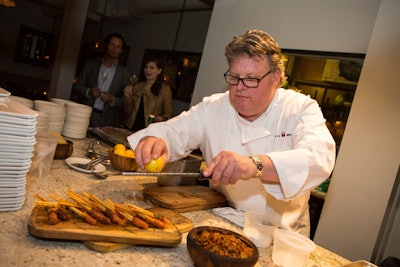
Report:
35,111,50,133
33,100,66,134
50,98,74,107
9,95,34,109
62,101,92,139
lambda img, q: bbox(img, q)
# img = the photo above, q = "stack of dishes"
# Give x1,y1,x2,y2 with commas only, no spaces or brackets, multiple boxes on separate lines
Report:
9,95,34,109
0,88,37,212
35,111,50,133
50,98,73,107
62,101,92,139
34,100,66,134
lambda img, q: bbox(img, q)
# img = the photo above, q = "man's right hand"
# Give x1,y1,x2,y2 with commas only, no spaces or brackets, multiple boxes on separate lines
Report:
89,87,101,98
134,136,169,170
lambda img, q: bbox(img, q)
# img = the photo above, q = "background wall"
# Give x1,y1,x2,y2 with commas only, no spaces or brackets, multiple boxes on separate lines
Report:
0,0,61,80
191,0,380,105
193,0,400,263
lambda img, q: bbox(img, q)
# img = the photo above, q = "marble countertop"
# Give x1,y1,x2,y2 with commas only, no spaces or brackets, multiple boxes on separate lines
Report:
0,138,351,267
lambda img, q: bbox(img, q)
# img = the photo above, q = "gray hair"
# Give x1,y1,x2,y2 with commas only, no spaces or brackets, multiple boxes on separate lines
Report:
225,29,286,86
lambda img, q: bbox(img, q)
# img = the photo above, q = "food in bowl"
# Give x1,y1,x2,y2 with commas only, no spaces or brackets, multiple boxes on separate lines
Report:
108,144,138,171
187,226,259,267
53,133,73,160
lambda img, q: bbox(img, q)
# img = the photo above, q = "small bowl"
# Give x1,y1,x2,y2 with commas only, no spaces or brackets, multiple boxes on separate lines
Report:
53,140,73,159
108,148,138,171
272,229,316,267
187,226,259,267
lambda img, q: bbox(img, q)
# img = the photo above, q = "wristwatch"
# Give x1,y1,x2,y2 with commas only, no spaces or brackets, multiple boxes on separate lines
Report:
250,155,263,178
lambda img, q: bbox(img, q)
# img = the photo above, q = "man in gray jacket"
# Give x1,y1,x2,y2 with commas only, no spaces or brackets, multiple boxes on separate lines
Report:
74,33,130,127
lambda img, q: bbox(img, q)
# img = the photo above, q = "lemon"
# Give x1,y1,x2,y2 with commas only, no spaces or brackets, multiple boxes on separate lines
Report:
114,144,126,151
124,149,135,158
114,148,126,156
144,157,165,173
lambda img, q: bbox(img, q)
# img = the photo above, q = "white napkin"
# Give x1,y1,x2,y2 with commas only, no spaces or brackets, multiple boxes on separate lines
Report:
212,207,245,228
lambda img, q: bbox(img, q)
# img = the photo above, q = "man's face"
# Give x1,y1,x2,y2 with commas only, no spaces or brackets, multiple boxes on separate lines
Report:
106,37,124,59
228,54,280,122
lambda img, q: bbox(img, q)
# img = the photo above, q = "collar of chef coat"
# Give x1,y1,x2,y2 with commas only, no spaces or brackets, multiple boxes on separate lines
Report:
231,92,277,145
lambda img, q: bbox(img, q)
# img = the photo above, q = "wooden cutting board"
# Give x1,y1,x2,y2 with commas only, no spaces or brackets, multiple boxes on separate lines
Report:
28,206,183,249
83,207,193,252
143,185,227,212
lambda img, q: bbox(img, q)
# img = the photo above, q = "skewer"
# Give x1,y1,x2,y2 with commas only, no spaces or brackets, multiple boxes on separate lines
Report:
82,192,107,212
49,193,78,207
125,203,156,218
67,189,92,210
33,200,59,208
69,207,97,225
67,190,111,224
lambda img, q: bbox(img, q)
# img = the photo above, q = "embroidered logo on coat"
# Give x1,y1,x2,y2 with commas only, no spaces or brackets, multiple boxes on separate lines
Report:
275,131,292,138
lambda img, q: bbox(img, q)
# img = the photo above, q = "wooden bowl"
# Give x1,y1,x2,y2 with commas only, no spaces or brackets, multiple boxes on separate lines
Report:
53,140,73,159
108,148,138,171
187,226,259,267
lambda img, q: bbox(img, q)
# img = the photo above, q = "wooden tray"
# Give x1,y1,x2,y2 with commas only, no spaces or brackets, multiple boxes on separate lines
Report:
83,207,193,252
143,185,227,212
28,206,182,248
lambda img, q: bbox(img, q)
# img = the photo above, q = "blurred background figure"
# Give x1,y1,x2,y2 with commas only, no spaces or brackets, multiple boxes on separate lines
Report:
74,33,130,128
122,57,172,131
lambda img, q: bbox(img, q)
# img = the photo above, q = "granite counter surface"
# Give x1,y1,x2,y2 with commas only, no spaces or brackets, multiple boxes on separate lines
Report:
0,138,351,267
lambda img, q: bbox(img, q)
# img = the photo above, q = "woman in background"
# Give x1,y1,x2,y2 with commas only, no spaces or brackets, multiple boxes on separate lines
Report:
123,58,173,131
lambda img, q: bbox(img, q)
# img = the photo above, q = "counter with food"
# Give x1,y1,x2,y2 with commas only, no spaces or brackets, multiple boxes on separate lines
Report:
0,138,351,266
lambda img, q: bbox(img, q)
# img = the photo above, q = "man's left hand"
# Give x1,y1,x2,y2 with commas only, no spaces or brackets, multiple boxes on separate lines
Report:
101,92,113,103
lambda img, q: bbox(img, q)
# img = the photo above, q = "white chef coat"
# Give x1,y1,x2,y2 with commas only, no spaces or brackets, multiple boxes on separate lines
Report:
127,88,336,236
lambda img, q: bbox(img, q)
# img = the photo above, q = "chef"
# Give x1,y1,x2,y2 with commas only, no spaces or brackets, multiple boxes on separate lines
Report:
127,29,336,237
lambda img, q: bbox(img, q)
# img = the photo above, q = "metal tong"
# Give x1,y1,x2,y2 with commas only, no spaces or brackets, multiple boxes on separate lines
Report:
71,155,107,170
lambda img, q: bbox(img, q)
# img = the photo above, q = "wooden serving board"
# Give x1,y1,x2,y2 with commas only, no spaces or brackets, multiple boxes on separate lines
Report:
28,206,182,248
143,185,227,212
83,207,193,252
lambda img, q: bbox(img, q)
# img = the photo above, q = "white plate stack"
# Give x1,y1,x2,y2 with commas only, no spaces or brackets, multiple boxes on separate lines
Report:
35,111,50,133
0,88,37,212
50,97,74,107
9,95,34,109
34,100,66,134
62,101,92,139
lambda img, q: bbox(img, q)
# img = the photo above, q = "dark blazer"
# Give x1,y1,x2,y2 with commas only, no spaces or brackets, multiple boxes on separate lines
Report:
74,58,130,127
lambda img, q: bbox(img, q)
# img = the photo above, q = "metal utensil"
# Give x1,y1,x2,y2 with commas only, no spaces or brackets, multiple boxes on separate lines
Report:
93,170,210,180
71,155,107,170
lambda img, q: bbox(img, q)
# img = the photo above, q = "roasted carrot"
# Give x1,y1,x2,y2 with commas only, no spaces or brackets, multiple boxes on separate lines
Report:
48,209,59,225
70,207,97,225
57,207,71,221
132,216,149,229
105,209,127,225
91,210,111,224
138,214,167,229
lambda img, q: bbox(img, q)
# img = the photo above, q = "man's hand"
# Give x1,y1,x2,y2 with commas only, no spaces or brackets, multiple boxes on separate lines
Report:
100,92,113,103
134,136,169,170
89,87,101,98
203,151,256,185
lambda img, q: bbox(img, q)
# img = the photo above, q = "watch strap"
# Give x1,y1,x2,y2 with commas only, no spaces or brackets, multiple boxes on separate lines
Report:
250,155,263,178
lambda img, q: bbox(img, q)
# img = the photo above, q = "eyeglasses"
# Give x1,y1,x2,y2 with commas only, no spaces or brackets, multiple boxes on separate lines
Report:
224,69,274,88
